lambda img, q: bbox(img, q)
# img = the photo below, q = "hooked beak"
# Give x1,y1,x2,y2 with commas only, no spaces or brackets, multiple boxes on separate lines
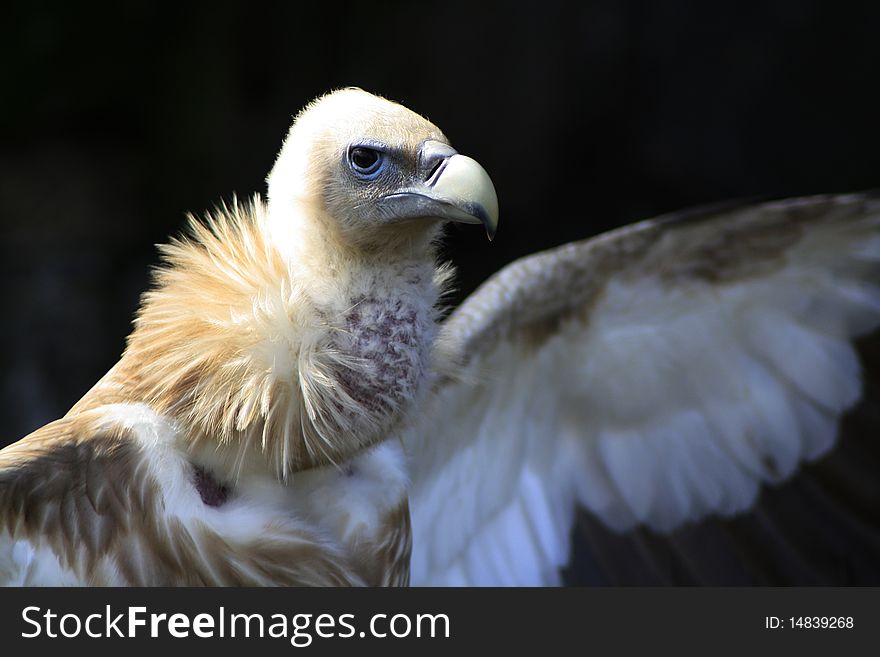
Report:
379,140,499,240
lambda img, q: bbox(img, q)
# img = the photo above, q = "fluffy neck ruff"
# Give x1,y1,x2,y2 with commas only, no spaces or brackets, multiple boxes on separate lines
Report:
113,195,450,482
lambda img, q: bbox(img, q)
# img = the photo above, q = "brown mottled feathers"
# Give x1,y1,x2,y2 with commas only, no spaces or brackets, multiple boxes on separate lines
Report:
0,409,366,586
0,411,151,580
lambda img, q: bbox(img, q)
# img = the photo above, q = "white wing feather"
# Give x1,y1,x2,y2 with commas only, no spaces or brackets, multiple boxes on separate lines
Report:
405,193,880,585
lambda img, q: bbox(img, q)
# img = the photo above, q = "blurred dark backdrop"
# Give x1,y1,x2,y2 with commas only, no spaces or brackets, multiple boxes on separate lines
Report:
2,0,879,443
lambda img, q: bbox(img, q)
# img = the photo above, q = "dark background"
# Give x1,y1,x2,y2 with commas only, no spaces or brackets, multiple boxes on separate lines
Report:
1,1,879,584
3,1,879,439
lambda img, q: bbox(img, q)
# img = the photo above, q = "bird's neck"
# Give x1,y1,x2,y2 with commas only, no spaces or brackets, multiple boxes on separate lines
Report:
75,197,448,484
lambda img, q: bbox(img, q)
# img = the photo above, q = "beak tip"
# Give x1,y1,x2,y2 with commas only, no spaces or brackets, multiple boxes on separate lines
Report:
472,204,498,242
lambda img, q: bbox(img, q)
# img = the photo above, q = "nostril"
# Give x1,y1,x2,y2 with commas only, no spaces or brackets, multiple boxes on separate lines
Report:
425,158,448,185
419,139,457,183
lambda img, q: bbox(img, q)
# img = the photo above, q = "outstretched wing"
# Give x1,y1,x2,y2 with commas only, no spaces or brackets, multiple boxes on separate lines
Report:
405,193,880,585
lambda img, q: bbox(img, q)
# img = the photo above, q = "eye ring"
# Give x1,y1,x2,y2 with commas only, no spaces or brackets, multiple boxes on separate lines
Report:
348,146,384,176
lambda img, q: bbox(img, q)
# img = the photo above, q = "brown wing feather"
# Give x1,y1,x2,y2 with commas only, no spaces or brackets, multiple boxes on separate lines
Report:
0,409,367,585
0,410,152,580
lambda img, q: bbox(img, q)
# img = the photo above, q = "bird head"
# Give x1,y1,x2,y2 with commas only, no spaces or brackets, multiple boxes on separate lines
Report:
266,88,498,253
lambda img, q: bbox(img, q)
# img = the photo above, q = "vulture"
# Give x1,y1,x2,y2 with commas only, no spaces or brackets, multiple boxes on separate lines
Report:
1,88,879,586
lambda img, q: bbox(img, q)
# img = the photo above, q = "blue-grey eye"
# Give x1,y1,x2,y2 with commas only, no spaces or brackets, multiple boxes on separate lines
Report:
349,146,383,175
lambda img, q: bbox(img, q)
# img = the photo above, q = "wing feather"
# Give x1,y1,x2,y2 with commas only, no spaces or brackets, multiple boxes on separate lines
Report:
0,405,368,586
407,192,880,585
